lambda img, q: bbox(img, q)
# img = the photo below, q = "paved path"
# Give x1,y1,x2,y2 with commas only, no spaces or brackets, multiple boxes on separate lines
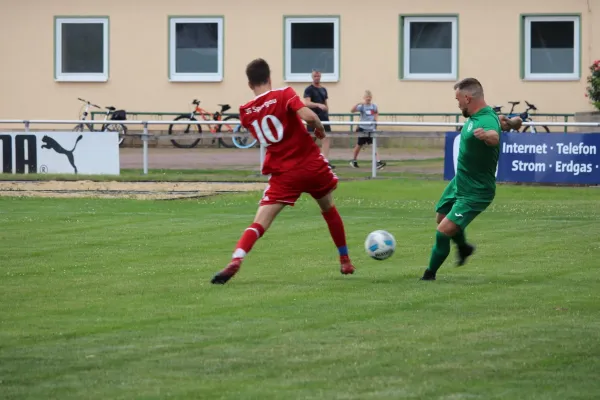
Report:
119,147,443,170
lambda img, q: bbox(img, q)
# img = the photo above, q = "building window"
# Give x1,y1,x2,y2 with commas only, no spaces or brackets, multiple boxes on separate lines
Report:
54,17,109,82
169,17,224,82
284,16,340,82
401,16,458,80
523,15,580,81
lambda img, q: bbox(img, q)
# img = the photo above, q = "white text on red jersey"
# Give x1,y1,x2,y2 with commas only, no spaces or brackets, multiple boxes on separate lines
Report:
244,99,278,114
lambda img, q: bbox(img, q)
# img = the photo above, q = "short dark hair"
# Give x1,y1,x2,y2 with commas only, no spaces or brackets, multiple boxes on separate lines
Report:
246,58,270,87
454,77,484,97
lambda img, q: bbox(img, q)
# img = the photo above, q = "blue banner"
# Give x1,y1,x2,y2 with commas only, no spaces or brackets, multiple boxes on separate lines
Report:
444,132,600,185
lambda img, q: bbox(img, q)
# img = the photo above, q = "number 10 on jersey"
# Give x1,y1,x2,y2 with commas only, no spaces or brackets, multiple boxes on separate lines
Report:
249,115,284,146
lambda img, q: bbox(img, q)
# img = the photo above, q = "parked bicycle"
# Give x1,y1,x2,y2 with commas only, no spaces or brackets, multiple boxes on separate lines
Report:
167,100,256,149
456,100,550,133
492,100,550,133
72,98,128,146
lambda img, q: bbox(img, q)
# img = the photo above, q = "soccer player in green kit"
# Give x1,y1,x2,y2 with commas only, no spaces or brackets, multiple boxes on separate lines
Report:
421,78,523,281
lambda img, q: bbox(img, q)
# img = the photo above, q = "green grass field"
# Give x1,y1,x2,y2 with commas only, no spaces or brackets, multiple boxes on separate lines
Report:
1,178,600,399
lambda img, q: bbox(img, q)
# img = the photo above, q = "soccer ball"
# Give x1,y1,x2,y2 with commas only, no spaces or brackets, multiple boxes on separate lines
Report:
365,230,396,261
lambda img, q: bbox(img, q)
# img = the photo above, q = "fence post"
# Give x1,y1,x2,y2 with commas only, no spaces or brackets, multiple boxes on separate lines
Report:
371,132,377,178
349,115,354,148
142,122,149,175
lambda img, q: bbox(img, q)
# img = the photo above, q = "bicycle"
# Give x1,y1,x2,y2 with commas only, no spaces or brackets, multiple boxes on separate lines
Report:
72,98,128,146
492,100,550,133
167,100,256,149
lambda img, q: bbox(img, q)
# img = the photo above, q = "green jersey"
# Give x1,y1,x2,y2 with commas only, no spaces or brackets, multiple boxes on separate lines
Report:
455,106,501,201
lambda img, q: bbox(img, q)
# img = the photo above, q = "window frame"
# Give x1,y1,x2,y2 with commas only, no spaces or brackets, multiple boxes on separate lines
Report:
522,15,581,81
400,15,458,81
54,16,110,82
283,16,340,83
168,16,224,82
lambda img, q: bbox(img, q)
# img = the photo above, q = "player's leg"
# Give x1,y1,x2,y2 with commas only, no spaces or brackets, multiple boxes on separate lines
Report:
421,201,480,281
436,207,473,264
452,228,475,266
314,191,355,275
307,156,354,275
450,200,490,266
421,216,460,281
420,181,456,280
211,203,286,284
211,178,300,284
233,203,285,259
433,181,455,223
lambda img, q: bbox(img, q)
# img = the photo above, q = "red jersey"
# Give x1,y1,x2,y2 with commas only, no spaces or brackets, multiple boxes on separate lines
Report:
239,87,322,175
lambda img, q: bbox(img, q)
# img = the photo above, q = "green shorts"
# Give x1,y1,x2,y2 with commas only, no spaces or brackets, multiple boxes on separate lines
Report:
435,181,492,230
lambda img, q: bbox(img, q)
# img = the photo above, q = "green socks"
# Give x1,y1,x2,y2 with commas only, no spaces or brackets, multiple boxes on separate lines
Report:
451,229,466,247
427,231,451,273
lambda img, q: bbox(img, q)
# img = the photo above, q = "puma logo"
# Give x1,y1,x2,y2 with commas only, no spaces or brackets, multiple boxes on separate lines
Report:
41,135,83,173
455,213,463,217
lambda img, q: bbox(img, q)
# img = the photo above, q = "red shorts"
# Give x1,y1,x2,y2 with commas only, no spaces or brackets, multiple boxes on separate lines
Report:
260,155,338,206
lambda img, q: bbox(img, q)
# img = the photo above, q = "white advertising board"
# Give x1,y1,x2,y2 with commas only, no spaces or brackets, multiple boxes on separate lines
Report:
0,131,120,175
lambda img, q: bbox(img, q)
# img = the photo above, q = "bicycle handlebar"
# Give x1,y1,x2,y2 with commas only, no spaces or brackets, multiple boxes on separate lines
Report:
524,100,537,111
77,97,101,109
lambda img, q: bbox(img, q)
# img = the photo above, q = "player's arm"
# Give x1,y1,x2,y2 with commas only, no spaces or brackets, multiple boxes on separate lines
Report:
297,107,326,134
288,88,326,137
475,113,518,146
473,125,500,146
476,130,499,146
498,115,523,131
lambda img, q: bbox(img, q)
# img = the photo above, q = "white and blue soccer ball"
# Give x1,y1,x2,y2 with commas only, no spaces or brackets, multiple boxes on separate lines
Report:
365,230,396,261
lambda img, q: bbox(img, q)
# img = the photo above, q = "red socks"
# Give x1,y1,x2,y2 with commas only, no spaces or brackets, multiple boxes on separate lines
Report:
321,206,349,258
232,222,265,260
231,208,349,264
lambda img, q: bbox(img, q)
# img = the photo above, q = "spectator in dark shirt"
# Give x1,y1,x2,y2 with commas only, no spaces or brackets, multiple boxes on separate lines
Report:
303,70,335,169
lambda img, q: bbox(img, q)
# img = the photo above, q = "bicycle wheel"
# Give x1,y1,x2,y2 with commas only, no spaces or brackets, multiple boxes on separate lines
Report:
103,123,128,146
521,125,550,133
225,116,257,149
216,116,236,148
72,124,84,132
168,115,201,148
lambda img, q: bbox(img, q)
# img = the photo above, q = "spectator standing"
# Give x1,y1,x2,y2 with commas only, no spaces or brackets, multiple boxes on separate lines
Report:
349,90,386,169
304,69,335,169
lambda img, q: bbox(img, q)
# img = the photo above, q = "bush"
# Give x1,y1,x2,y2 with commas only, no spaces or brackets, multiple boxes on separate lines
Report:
585,60,600,111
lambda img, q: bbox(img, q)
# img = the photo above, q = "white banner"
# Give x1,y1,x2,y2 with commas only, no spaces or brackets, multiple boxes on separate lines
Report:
0,131,120,175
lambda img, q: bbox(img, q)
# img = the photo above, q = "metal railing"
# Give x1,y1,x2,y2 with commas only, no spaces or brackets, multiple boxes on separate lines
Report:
91,111,577,133
0,119,598,178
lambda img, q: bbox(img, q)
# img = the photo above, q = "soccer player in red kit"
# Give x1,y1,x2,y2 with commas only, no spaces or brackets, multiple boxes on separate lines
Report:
211,58,355,284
